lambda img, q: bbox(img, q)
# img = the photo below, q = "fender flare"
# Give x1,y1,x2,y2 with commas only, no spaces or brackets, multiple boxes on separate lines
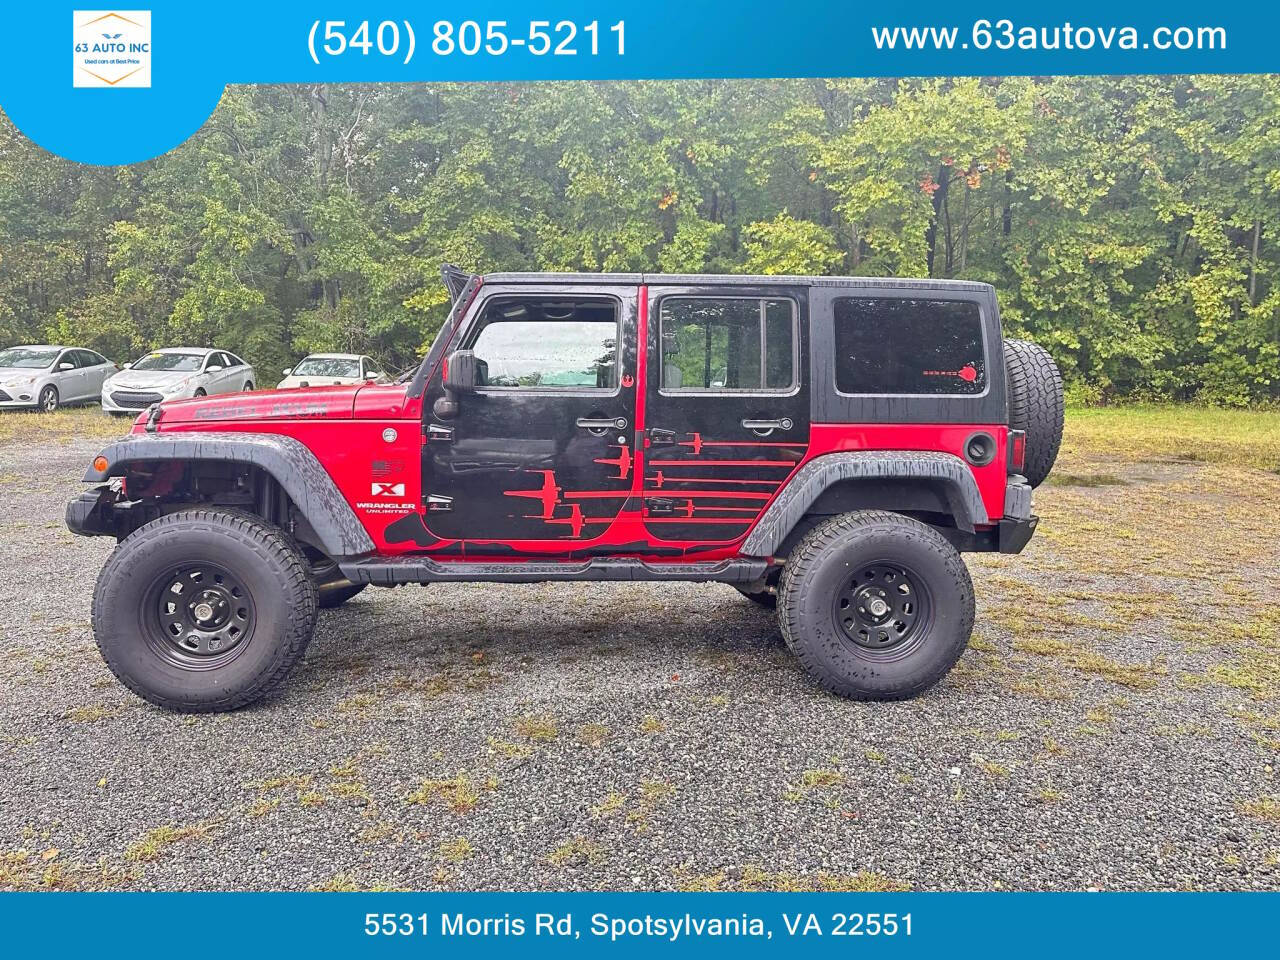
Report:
740,451,988,557
83,431,375,558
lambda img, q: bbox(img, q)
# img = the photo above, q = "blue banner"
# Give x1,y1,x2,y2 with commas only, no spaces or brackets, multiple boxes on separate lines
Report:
1,891,1276,956
0,3,1269,163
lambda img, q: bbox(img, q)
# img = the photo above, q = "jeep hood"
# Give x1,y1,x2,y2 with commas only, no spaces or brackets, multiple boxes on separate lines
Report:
151,385,365,425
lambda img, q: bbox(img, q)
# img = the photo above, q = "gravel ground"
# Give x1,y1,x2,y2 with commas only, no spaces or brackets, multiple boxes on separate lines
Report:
1,415,1278,891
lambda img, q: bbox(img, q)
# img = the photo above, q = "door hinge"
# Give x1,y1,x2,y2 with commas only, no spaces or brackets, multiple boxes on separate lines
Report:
647,427,676,445
424,494,453,512
425,423,454,441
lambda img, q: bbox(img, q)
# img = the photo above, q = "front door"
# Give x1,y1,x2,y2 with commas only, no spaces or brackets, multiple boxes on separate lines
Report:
420,285,639,546
641,285,810,542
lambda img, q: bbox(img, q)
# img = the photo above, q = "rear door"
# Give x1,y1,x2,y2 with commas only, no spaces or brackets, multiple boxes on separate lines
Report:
642,285,810,542
420,284,640,545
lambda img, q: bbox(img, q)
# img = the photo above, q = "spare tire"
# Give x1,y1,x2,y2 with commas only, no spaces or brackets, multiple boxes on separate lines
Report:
1004,338,1064,488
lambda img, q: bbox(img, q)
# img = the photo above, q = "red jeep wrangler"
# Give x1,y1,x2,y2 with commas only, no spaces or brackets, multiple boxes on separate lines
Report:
68,267,1063,712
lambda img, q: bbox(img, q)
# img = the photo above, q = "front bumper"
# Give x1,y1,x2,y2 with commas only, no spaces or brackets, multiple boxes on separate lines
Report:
66,484,116,537
102,389,174,413
0,386,39,408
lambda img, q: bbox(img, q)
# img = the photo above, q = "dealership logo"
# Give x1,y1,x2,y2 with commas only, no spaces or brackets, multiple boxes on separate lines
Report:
371,481,405,497
73,11,151,88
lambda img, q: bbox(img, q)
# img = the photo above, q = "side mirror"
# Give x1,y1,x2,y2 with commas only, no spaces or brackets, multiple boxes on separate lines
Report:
122,362,133,369
59,361,74,371
281,367,292,376
444,350,481,393
434,350,481,419
206,364,223,373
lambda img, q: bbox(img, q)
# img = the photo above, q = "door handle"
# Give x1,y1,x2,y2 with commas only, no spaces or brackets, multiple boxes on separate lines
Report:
576,416,628,436
741,417,793,436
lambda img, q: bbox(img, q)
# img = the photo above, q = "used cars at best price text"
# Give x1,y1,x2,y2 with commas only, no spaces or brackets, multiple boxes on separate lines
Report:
67,265,1063,712
0,344,118,412
278,353,390,389
102,348,256,415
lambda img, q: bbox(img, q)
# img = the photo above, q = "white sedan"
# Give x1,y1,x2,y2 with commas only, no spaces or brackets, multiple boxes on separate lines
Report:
102,348,256,415
277,353,389,389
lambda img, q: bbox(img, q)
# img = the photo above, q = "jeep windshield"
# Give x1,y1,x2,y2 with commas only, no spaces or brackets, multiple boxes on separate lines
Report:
293,357,361,378
132,352,204,372
0,347,59,369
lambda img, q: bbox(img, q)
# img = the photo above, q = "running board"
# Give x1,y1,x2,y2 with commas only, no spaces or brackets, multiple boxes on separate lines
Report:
339,556,769,586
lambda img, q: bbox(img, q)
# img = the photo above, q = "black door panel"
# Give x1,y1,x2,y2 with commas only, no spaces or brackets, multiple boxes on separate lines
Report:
421,286,638,546
642,286,810,543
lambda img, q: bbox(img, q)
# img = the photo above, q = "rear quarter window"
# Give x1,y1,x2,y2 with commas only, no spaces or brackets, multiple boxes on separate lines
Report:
832,297,986,395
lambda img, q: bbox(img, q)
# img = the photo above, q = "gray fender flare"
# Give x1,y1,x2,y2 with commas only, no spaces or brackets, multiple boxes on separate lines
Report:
84,431,375,558
741,451,988,557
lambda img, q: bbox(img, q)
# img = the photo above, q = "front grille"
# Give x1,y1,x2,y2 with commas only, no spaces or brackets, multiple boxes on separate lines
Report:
0,390,11,402
111,390,165,409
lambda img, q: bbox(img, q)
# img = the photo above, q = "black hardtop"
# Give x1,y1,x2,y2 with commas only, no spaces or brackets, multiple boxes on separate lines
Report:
480,271,993,295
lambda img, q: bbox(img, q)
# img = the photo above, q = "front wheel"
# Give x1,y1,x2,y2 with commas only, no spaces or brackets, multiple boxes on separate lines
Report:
778,511,974,700
38,385,59,412
242,381,255,391
92,508,318,712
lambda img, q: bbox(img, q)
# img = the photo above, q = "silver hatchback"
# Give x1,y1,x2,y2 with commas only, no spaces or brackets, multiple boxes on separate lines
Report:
0,345,118,412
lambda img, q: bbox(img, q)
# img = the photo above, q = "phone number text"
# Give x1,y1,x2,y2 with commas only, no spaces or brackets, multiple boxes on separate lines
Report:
307,19,625,65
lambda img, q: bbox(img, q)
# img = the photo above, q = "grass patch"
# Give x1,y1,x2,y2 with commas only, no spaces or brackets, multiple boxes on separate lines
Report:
438,837,474,863
1046,473,1129,487
1064,404,1280,471
123,823,210,863
513,715,558,742
0,407,126,448
1238,797,1280,822
546,837,605,867
406,774,497,813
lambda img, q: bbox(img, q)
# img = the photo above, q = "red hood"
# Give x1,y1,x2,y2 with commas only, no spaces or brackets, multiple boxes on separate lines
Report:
140,385,370,427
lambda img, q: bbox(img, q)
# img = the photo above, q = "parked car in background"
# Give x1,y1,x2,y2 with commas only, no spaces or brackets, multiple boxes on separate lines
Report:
0,345,118,412
102,348,255,415
277,353,389,389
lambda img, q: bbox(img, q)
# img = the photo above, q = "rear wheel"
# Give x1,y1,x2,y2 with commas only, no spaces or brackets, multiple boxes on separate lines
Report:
92,508,317,712
38,385,59,413
243,381,255,391
193,388,207,398
778,511,974,700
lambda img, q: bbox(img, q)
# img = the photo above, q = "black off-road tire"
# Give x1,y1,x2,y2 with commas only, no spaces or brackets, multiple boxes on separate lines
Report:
1004,338,1064,488
734,586,777,609
778,511,974,700
92,508,318,712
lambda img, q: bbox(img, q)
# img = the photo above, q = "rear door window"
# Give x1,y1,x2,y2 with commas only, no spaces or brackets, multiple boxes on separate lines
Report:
659,297,796,392
832,297,986,395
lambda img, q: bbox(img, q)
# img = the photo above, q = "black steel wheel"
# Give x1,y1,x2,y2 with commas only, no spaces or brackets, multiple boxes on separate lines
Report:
778,510,974,700
146,562,256,669
833,562,930,656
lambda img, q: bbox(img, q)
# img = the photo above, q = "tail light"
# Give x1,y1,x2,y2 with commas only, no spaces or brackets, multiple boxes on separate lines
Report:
1008,430,1027,474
